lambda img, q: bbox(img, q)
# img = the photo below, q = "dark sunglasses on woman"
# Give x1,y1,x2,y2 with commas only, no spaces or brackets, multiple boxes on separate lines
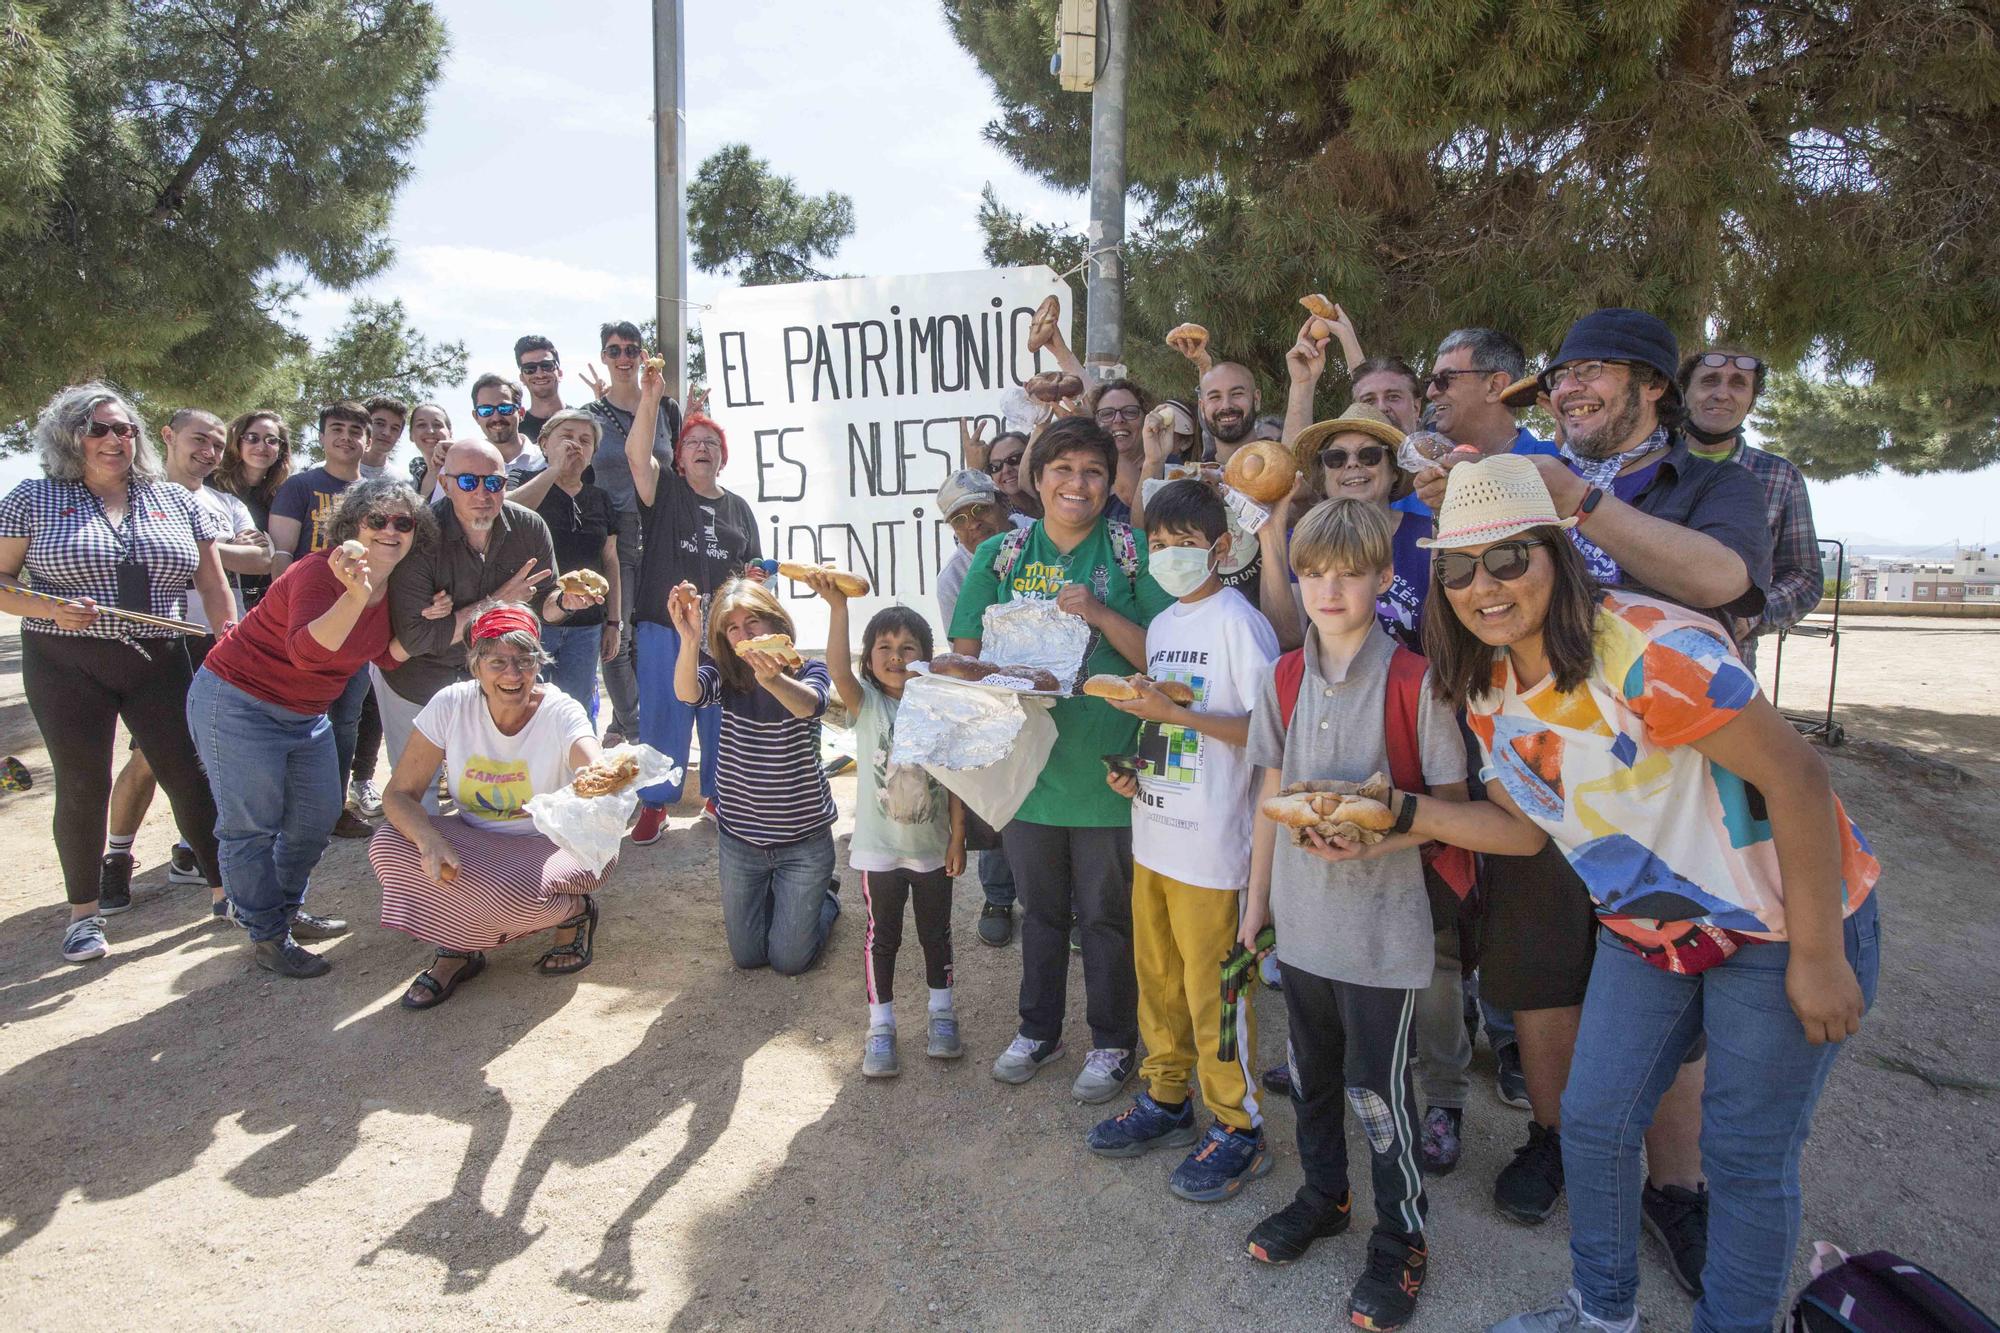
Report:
1319,444,1388,470
84,421,138,439
360,513,418,533
987,453,1022,475
1435,539,1545,590
446,473,507,493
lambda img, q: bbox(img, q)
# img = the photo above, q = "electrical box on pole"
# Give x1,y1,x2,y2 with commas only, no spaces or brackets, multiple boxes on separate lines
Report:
1055,0,1099,92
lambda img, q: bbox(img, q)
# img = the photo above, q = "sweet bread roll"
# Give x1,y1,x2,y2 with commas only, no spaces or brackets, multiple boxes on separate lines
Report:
1298,293,1339,320
556,568,609,598
991,664,1061,692
1261,792,1329,828
735,632,804,668
646,355,666,372
572,752,641,797
1280,772,1392,804
1164,323,1210,355
1223,439,1299,505
1152,680,1196,706
1305,317,1333,342
338,539,367,561
777,561,870,597
1028,296,1061,353
1083,673,1140,701
929,654,997,681
1024,371,1085,403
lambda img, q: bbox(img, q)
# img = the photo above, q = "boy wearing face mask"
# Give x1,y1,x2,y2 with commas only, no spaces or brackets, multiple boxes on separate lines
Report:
1086,480,1280,1202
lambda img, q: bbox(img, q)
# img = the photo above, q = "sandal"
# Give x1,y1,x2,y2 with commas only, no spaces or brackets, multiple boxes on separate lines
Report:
400,949,486,1010
535,896,598,977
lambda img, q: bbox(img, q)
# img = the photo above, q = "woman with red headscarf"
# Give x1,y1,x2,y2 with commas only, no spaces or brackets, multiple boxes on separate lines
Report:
372,602,613,1009
626,363,763,844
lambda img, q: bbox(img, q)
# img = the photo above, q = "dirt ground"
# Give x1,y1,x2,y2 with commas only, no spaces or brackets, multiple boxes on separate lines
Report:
0,614,1995,1331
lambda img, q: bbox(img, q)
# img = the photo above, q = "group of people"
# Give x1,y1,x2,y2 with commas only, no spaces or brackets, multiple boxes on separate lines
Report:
0,299,1870,1333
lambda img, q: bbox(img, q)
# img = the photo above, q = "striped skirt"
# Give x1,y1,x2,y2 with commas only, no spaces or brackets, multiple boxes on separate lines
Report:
372,816,613,952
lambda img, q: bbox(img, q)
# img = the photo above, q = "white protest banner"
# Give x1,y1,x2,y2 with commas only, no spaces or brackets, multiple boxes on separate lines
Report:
701,265,1072,648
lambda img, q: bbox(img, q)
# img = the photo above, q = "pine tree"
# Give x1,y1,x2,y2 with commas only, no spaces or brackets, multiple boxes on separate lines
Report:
244,299,467,455
947,0,2000,477
688,143,855,286
0,1,448,433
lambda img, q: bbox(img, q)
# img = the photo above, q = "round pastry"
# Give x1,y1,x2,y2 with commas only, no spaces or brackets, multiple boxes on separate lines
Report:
338,539,367,562
437,863,459,884
1223,439,1299,505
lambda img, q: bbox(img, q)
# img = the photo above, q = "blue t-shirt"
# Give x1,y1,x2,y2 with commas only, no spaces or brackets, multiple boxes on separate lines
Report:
1393,427,1559,518
1380,509,1431,651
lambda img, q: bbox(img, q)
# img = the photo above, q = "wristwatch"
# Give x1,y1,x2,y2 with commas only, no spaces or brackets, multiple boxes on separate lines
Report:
1391,791,1418,836
1576,486,1606,525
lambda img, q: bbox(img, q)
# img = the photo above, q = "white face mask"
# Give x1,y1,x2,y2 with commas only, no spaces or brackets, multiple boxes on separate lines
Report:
1149,542,1217,598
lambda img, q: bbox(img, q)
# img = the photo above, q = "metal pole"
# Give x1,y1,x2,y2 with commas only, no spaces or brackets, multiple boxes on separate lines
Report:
653,0,687,390
1083,0,1129,380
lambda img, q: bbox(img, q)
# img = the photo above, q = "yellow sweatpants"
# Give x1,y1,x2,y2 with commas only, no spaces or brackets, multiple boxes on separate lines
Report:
1132,862,1260,1130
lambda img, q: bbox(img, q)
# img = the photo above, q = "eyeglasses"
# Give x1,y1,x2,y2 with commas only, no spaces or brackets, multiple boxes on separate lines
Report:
1425,368,1496,395
1694,352,1763,374
1541,360,1629,392
445,473,507,493
1435,539,1546,590
478,654,539,674
519,359,558,375
85,421,137,440
1319,444,1389,470
474,403,520,419
1094,405,1146,424
602,344,643,360
360,513,417,532
987,452,1023,474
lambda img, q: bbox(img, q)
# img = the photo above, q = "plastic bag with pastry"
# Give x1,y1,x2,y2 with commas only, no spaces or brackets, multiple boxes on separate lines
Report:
524,743,685,873
1222,439,1299,506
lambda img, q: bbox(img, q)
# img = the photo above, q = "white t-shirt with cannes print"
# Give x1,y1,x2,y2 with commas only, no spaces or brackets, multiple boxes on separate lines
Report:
414,681,595,835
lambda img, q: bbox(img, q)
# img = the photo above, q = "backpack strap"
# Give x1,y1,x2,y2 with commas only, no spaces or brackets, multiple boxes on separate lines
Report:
1274,648,1306,731
992,526,1032,587
1384,645,1478,901
1108,520,1141,594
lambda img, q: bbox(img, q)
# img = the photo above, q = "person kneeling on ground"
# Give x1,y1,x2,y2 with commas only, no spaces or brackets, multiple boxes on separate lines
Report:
372,602,614,1009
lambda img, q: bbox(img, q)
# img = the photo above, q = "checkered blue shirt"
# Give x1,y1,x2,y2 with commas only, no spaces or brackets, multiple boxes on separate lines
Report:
0,477,223,638
1714,438,1821,639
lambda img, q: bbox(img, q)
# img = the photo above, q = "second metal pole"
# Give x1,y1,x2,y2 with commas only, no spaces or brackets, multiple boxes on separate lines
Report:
653,0,688,391
1083,0,1129,380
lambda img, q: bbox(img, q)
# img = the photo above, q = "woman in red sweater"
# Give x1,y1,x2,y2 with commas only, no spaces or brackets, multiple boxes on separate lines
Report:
188,478,435,978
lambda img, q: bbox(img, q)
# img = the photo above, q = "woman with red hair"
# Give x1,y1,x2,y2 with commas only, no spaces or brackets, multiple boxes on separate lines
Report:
372,603,614,1009
625,364,764,844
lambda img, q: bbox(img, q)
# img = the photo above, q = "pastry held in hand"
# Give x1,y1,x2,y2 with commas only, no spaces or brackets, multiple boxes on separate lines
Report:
735,632,804,668
571,752,641,797
1083,673,1195,705
1397,430,1476,474
1027,295,1062,353
1024,371,1085,403
556,568,610,598
1164,323,1212,371
1223,439,1299,505
1279,771,1393,804
934,655,1059,692
777,561,870,597
1260,786,1395,846
338,539,368,561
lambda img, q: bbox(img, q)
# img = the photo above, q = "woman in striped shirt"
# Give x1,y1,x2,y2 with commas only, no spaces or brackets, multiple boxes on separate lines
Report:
666,576,839,975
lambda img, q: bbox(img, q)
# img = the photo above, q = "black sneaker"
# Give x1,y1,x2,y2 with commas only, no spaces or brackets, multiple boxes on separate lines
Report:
977,901,1013,947
1495,1041,1530,1109
1260,1061,1293,1097
1642,1180,1708,1296
98,852,135,916
1245,1187,1351,1265
290,909,349,940
167,842,206,885
1349,1231,1428,1331
254,936,331,979
1494,1121,1564,1223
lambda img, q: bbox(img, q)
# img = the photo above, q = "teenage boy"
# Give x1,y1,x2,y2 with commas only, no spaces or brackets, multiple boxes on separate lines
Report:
1240,497,1467,1332
360,396,407,479
1087,480,1280,1201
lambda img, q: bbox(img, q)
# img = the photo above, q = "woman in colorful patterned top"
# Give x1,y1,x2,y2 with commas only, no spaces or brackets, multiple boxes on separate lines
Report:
0,383,237,966
1324,455,1880,1333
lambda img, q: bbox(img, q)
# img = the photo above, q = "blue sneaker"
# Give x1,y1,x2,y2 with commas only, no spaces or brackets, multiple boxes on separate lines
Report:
1169,1122,1272,1202
1086,1091,1196,1158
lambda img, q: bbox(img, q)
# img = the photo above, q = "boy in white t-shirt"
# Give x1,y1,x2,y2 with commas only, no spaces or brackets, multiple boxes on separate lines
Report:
1086,480,1280,1202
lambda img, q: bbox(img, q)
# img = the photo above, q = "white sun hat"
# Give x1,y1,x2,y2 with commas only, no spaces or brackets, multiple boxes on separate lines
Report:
1417,453,1578,550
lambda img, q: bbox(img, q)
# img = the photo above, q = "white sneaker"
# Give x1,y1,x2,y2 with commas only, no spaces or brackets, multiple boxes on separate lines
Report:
862,1024,899,1078
62,915,109,963
990,1033,1063,1084
1071,1047,1135,1103
1487,1290,1638,1333
349,778,383,818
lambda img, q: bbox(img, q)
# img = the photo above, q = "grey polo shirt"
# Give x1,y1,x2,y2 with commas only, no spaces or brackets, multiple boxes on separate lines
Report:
1245,625,1466,990
379,498,557,705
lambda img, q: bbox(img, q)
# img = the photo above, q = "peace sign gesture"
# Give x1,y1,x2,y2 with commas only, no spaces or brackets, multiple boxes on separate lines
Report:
578,363,610,400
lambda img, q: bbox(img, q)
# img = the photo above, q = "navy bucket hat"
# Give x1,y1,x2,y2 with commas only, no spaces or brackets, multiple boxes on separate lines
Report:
1546,308,1680,387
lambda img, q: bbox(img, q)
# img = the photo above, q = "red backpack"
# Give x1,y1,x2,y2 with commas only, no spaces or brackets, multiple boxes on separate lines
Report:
1274,644,1478,901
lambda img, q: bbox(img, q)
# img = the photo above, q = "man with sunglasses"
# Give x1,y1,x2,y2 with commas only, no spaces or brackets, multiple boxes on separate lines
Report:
471,373,530,471
374,439,557,805
1677,347,1821,668
514,335,565,444
1389,329,1564,522
581,320,681,745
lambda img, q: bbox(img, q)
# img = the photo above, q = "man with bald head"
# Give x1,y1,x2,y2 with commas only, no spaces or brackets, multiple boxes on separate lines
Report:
1197,362,1263,463
372,438,559,799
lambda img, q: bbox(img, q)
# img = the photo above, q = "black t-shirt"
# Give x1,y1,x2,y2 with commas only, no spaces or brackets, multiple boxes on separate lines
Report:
633,467,761,627
529,471,616,629
521,410,549,444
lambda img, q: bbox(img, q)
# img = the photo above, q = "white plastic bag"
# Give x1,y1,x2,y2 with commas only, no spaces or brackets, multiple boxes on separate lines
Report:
889,673,1058,829
524,743,683,874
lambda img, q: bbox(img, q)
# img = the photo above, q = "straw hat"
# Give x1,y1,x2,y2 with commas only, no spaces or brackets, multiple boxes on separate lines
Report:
1416,454,1577,550
1291,402,1405,472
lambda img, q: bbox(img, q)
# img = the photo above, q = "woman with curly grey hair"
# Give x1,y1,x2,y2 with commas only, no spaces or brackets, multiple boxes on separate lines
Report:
0,382,236,965
187,477,435,978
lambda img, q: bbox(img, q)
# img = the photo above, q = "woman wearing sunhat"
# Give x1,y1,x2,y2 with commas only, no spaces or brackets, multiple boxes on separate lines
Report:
1323,454,1882,1333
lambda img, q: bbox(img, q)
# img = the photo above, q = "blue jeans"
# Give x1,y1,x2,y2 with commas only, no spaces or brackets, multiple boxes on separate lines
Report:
328,668,370,794
716,826,837,975
542,623,602,723
978,847,1016,909
1479,993,1517,1050
635,620,718,805
1563,896,1881,1332
186,669,344,943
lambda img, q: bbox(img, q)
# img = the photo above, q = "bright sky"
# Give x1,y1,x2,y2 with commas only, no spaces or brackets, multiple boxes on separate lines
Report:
10,0,1992,547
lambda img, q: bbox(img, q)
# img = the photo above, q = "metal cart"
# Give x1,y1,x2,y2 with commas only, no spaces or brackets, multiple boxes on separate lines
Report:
1767,538,1845,746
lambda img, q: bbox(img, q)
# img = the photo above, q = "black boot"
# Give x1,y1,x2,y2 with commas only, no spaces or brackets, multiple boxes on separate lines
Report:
254,936,331,979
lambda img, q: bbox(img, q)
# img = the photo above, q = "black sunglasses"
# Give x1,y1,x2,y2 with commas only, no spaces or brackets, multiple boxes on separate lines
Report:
361,512,417,532
986,452,1023,474
1435,539,1545,590
1319,444,1389,470
519,359,559,375
1426,367,1496,394
602,344,643,360
474,403,520,419
445,473,507,493
85,421,138,439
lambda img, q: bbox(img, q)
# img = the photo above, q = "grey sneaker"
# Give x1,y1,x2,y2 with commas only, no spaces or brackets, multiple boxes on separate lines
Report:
927,1009,964,1059
991,1034,1064,1084
1486,1289,1637,1333
862,1023,899,1078
1071,1047,1135,1104
348,779,383,819
62,915,110,963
